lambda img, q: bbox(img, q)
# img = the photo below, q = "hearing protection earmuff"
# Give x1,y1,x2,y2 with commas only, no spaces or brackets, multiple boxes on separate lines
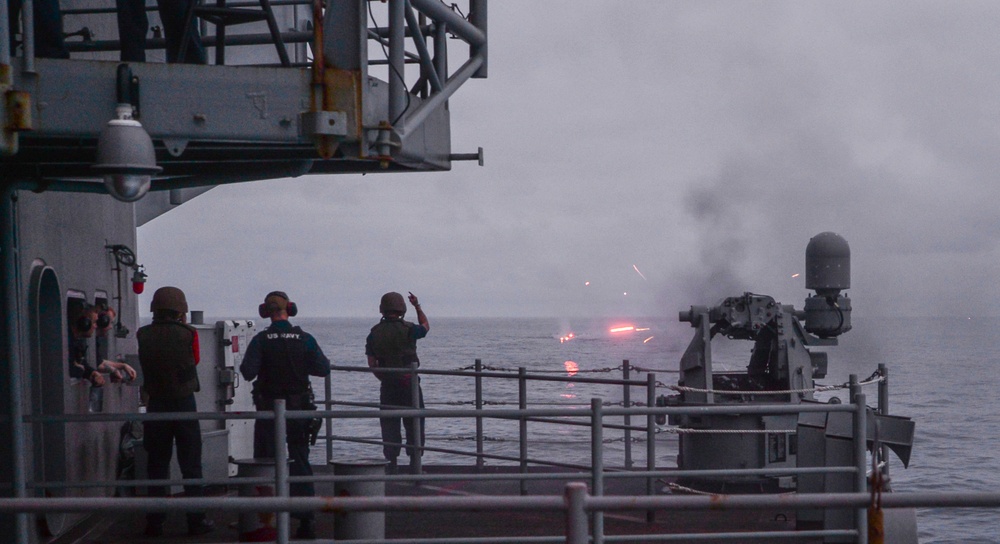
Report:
258,291,298,318
75,314,93,333
96,312,111,329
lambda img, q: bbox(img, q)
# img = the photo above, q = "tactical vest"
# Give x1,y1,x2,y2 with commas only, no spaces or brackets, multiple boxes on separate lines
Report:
369,319,419,368
137,320,200,399
257,324,311,398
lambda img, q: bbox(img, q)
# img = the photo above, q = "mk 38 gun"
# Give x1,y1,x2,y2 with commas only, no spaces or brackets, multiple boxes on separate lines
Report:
665,232,913,497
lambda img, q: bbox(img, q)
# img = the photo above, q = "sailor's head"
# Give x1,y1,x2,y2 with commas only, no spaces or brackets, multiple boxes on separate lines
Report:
259,291,298,320
150,286,188,322
379,292,407,318
69,303,98,338
95,302,115,334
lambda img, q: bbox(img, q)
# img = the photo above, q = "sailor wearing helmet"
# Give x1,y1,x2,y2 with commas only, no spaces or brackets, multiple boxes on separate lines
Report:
136,286,214,537
366,291,429,474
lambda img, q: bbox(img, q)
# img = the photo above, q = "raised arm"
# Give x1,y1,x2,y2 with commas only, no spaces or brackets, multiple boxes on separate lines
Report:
408,292,429,332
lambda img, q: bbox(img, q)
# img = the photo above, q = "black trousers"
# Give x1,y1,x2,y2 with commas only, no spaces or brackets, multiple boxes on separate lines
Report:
379,377,424,461
254,395,314,521
144,394,205,526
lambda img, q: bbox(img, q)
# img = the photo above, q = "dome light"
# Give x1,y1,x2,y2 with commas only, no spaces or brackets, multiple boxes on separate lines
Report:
92,104,161,202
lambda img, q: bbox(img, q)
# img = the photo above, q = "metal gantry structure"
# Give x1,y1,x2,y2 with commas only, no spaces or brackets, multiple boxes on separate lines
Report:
0,3,485,543
0,0,487,191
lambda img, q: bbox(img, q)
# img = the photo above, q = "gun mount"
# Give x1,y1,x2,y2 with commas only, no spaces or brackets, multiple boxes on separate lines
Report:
666,232,913,495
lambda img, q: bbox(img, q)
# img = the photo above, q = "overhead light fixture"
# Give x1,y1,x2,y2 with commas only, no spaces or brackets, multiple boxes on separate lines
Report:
91,64,162,202
92,104,161,202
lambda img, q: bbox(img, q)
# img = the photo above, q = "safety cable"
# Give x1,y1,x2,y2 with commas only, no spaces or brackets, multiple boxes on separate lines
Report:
658,368,885,396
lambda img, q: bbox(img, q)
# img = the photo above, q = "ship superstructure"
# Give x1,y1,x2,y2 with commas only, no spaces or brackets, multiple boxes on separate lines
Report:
0,1,486,541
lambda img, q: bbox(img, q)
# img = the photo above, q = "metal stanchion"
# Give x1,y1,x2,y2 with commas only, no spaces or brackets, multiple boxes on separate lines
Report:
591,398,604,544
475,359,484,472
274,400,290,544
519,367,527,496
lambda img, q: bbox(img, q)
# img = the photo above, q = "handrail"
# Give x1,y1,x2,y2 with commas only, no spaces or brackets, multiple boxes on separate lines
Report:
2,361,898,544
4,487,1000,542
13,400,861,489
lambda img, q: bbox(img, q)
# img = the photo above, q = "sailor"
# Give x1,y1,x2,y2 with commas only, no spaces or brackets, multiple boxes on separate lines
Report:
95,302,116,336
68,303,136,386
136,286,214,537
240,291,330,540
366,291,429,474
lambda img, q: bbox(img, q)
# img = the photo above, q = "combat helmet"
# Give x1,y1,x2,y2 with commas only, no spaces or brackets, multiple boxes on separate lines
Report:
150,286,188,314
379,292,407,315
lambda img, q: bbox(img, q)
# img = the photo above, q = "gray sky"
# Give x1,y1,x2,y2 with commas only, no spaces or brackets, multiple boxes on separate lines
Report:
138,1,1000,319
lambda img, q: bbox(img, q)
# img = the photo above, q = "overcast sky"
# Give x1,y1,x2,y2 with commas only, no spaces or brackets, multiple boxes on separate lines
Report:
137,1,1000,319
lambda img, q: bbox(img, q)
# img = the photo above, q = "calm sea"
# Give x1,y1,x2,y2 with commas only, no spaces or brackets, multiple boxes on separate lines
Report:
288,315,1000,544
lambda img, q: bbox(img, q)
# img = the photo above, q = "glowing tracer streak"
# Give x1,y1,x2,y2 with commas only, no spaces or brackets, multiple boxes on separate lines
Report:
632,264,647,280
609,326,635,333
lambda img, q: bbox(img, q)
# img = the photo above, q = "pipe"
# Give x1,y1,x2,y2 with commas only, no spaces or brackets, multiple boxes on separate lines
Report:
0,183,29,544
409,0,485,47
622,360,631,469
21,0,34,72
590,398,603,544
433,13,447,84
324,373,332,463
475,359,483,472
851,377,867,544
31,464,860,492
388,0,405,125
398,53,483,138
518,367,527,496
8,489,1000,514
30,401,856,423
468,0,486,78
878,363,889,481
565,483,587,544
410,362,421,476
403,0,442,93
274,399,290,544
310,0,325,113
0,0,10,66
646,373,655,523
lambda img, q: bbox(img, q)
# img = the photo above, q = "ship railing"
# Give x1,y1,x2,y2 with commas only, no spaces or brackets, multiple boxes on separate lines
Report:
322,360,657,479
318,361,891,485
7,488,1000,543
12,394,879,543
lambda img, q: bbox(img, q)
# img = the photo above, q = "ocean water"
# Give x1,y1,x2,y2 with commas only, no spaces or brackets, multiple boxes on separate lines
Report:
291,315,1000,544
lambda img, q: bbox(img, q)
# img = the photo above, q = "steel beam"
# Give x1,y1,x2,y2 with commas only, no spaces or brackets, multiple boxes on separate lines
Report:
398,53,482,137
409,0,485,47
